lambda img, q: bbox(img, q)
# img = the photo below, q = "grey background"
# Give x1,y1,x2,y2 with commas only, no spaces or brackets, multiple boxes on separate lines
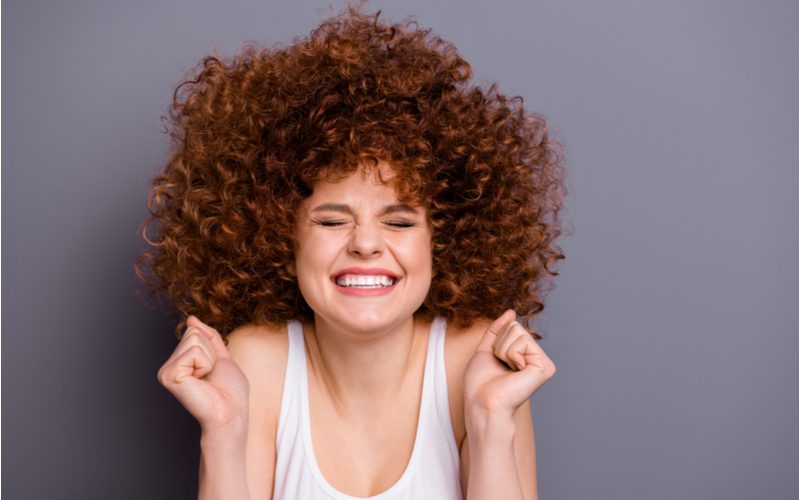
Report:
3,0,796,499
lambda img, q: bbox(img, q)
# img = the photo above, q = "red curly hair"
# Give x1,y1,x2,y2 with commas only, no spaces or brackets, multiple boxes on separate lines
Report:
136,6,566,340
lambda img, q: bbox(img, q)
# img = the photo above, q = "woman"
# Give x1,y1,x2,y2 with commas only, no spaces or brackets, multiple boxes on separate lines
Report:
139,7,565,500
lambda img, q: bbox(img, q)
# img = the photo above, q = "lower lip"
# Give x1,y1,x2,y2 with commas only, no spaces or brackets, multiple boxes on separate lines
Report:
332,279,399,297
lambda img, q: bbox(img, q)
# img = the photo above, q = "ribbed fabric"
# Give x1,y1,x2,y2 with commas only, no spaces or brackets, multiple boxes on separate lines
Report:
273,317,463,500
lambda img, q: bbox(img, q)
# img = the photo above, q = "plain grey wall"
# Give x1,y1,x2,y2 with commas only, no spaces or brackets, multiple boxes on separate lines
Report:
3,0,796,499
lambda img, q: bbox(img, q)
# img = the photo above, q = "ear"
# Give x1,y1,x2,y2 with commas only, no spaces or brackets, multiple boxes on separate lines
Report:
287,260,297,277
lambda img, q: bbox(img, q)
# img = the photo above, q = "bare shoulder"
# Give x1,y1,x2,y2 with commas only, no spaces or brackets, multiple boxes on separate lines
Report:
224,322,290,497
226,322,290,432
444,317,493,360
443,317,493,450
227,321,289,362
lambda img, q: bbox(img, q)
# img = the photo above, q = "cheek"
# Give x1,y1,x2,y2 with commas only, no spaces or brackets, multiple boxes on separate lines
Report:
292,234,318,291
396,233,433,279
293,232,348,294
418,231,434,270
411,244,434,304
294,252,328,313
295,231,341,263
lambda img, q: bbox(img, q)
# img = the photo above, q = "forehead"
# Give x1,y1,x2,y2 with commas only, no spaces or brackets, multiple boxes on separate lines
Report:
310,167,395,198
302,161,423,207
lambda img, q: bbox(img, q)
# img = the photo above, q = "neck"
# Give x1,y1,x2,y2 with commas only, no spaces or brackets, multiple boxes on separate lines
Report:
305,314,424,413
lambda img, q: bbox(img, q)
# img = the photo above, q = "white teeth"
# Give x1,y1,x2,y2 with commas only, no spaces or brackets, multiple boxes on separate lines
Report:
335,274,396,288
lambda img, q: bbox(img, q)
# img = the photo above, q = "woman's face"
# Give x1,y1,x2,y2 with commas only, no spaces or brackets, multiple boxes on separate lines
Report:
294,163,432,335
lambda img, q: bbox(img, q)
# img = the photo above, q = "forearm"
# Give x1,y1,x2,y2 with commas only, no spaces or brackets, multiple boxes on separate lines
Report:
465,412,525,500
198,428,251,500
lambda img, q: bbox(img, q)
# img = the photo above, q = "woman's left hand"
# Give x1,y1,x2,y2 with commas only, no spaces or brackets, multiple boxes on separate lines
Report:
463,310,556,420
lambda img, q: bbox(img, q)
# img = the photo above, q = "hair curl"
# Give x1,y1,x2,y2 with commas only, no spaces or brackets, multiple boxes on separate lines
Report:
136,6,566,340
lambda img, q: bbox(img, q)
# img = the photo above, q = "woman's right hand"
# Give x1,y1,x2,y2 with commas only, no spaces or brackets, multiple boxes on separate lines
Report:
157,316,250,434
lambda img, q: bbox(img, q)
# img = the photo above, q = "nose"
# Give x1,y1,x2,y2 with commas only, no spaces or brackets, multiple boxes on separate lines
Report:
347,221,385,258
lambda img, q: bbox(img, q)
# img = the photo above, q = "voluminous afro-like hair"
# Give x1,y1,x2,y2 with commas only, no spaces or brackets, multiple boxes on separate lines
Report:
136,7,566,340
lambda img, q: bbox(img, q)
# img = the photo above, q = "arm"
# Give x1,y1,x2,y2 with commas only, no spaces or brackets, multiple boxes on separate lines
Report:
198,425,251,500
156,316,252,500
221,324,286,500
196,370,274,500
460,401,538,500
157,316,281,500
460,310,555,500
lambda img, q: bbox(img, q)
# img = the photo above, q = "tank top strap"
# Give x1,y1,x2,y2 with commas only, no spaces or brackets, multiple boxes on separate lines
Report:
276,319,305,443
428,316,461,467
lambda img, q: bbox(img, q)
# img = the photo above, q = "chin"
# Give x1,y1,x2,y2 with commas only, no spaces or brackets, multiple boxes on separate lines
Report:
312,303,416,337
337,308,408,333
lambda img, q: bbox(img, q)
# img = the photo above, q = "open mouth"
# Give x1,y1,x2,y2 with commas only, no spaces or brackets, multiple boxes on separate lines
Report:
334,274,398,288
331,268,402,291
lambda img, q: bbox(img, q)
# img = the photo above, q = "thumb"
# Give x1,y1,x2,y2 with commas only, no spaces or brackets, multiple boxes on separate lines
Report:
475,309,517,353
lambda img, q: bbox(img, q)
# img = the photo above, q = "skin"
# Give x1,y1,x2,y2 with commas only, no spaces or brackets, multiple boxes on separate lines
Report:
157,164,557,500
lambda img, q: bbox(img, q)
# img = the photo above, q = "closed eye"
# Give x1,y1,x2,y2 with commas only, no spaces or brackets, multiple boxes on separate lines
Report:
312,219,348,227
384,221,416,228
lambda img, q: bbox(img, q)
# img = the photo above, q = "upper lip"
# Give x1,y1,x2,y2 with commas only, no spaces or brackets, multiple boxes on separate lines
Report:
331,267,401,280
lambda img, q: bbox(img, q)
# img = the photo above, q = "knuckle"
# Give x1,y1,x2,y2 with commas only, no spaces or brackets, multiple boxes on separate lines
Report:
182,327,201,341
186,343,204,355
182,333,205,350
188,344,214,364
539,361,556,378
157,365,170,385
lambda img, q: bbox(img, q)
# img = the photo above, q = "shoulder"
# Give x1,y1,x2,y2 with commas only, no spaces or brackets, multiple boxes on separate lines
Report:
226,321,291,432
226,321,290,383
443,317,540,498
225,321,292,496
443,317,493,450
227,321,289,361
444,317,492,363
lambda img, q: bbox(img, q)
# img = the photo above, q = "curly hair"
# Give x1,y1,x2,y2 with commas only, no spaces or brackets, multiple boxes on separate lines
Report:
136,6,566,340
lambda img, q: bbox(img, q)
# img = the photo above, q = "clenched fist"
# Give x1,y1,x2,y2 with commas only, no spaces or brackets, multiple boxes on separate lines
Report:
157,316,249,433
463,310,556,419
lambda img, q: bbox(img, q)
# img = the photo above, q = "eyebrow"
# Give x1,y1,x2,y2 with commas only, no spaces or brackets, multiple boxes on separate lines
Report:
311,203,420,216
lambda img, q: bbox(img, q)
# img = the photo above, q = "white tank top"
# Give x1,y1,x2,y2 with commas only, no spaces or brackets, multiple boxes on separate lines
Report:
272,317,463,500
